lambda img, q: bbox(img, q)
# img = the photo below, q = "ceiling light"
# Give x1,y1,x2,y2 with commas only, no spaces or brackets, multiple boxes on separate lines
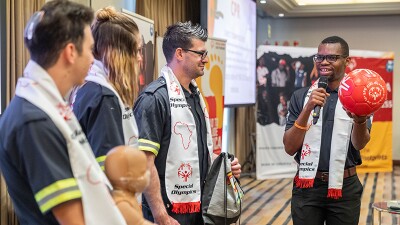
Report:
294,0,400,5
279,13,284,17
260,0,267,3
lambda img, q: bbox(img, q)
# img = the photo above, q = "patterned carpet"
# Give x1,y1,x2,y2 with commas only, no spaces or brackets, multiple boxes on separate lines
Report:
239,166,400,225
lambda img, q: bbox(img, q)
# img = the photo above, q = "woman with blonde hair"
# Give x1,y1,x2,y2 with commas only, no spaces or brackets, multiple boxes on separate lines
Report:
72,7,142,165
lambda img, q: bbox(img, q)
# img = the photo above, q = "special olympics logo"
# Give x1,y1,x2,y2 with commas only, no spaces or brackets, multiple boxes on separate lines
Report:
363,82,385,104
177,163,192,182
57,103,73,121
301,143,311,160
368,86,383,101
170,81,181,95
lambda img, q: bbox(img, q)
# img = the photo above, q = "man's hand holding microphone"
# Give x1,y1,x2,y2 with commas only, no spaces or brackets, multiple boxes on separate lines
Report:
307,76,329,125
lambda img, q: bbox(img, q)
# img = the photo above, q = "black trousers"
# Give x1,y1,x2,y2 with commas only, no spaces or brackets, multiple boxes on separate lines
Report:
291,175,363,225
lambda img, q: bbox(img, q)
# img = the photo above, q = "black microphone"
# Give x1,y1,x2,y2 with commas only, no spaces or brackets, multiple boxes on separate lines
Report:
312,76,328,125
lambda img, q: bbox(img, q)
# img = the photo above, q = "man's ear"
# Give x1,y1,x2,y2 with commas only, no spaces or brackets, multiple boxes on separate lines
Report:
62,43,77,64
175,48,184,62
345,57,351,66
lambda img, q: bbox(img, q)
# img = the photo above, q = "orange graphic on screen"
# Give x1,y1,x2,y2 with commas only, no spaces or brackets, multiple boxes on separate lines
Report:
196,53,224,154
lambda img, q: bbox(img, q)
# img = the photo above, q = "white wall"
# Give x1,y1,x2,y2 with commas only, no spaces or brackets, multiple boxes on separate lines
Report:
90,0,135,11
66,0,135,12
257,15,400,160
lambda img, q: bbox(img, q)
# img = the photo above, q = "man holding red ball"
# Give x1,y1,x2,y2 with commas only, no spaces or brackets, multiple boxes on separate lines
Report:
283,36,372,225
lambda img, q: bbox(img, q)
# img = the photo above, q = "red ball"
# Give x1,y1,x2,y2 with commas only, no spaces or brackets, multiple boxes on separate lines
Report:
338,69,387,116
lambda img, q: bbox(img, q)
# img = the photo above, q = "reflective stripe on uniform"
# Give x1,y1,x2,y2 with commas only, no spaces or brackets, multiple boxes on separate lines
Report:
35,178,82,213
139,138,160,156
96,155,106,171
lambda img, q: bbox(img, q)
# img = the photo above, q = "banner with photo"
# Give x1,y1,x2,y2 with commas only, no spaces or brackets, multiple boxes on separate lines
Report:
256,45,393,179
156,37,226,155
122,9,155,92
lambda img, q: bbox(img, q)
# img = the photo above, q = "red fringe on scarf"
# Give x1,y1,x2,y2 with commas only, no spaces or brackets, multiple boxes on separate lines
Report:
294,175,314,188
171,201,201,214
327,188,342,199
295,176,343,199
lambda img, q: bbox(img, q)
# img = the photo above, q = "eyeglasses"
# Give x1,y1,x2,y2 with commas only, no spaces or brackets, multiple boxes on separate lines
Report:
313,54,348,63
182,49,208,60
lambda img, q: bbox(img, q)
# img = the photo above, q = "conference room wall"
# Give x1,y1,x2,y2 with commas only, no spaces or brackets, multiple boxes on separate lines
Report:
54,0,136,12
257,15,400,160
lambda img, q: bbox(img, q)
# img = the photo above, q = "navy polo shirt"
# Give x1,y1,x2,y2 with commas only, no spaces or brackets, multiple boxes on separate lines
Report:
73,81,125,167
285,86,372,171
0,97,81,225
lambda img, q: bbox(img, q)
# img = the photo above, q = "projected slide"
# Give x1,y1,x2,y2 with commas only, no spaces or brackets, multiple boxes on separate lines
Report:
208,0,256,106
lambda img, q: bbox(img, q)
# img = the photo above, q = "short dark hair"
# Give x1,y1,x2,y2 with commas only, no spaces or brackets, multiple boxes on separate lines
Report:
320,36,349,56
24,0,93,69
162,21,208,63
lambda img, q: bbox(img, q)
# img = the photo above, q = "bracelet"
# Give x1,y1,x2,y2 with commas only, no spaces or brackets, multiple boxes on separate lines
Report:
294,120,310,131
354,120,367,125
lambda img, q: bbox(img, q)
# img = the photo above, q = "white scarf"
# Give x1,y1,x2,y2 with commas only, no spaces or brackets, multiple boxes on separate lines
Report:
84,60,139,147
296,78,353,199
16,61,126,225
161,66,213,213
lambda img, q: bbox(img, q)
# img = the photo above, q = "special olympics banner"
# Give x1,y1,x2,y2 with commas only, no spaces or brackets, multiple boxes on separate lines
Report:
256,45,393,179
347,52,394,173
156,37,226,155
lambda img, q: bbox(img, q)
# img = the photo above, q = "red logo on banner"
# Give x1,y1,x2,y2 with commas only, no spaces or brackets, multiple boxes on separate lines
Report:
57,103,73,121
301,144,311,160
170,81,181,95
178,163,192,182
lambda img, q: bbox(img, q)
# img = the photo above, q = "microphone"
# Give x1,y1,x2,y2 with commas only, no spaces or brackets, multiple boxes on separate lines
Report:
312,76,328,125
